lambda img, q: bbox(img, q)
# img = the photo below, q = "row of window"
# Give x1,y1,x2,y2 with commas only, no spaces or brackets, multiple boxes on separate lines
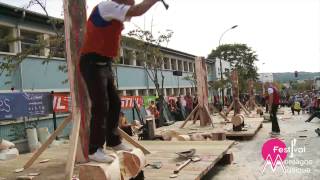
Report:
0,25,64,58
119,87,197,96
120,48,196,72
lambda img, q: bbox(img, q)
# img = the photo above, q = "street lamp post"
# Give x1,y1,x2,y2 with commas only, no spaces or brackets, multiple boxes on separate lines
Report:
218,25,238,108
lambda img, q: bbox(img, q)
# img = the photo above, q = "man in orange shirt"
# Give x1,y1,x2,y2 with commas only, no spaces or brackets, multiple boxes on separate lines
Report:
80,0,160,163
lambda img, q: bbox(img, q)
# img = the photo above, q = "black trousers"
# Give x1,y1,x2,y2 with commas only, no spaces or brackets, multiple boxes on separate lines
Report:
306,111,320,122
80,53,121,154
270,104,280,133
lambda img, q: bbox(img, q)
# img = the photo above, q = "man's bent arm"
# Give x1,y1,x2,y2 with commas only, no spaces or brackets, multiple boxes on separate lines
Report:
126,0,159,17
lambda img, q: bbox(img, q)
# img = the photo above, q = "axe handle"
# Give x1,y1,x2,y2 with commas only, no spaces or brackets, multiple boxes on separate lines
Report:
174,159,192,174
160,0,169,10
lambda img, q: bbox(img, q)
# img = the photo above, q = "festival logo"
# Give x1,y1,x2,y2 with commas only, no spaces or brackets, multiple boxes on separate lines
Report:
261,138,287,173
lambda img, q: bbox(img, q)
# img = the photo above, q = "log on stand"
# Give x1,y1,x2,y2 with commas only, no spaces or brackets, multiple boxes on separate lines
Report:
118,148,146,179
180,57,214,128
79,155,121,180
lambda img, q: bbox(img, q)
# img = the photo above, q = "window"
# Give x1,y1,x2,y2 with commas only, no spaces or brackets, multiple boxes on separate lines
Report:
183,61,188,72
149,89,156,96
189,62,194,72
136,51,144,66
49,35,65,58
166,88,171,96
0,26,11,53
20,30,42,56
126,90,135,96
174,88,179,96
171,59,177,70
123,49,132,65
164,57,170,69
207,64,212,74
177,60,183,71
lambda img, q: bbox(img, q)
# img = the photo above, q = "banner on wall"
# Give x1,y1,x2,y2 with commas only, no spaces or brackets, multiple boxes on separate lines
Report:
143,96,157,107
53,93,70,113
0,92,52,120
121,96,143,109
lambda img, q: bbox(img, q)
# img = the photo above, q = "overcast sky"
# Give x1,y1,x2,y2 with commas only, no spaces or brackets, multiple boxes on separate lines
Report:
1,0,320,73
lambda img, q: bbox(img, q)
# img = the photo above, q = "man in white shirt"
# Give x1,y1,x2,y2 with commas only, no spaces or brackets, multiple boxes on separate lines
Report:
80,0,161,163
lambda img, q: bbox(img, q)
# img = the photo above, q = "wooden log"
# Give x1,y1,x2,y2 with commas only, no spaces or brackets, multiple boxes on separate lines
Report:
118,148,146,179
172,135,191,141
79,155,121,180
0,139,15,150
190,134,205,141
160,130,181,141
256,108,263,115
231,114,244,127
210,132,226,141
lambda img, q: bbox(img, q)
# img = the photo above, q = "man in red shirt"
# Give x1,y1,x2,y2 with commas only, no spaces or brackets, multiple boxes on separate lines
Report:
266,82,281,136
80,0,160,163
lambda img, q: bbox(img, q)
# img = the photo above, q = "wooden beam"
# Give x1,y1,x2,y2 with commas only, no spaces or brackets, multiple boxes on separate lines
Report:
117,128,150,154
63,0,87,179
180,104,199,128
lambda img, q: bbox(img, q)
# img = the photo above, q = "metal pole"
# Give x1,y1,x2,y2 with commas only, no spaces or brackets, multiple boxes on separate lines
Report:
218,25,238,108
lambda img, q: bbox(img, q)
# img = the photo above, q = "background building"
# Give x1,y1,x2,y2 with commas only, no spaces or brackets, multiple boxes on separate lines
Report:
0,3,218,141
259,73,274,83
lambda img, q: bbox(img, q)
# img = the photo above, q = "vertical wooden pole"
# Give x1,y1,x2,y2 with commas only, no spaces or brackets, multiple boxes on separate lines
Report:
194,57,212,126
248,79,255,110
63,0,87,179
231,70,241,115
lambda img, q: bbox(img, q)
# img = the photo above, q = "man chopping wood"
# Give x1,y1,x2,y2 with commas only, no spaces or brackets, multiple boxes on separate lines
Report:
80,0,160,163
265,82,281,136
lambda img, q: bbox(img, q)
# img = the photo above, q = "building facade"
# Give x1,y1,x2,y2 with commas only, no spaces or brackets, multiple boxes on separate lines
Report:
0,2,218,96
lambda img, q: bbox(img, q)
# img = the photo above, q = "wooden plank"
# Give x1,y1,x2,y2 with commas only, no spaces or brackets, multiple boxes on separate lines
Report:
140,141,234,180
156,117,263,139
118,128,151,154
24,116,72,169
180,104,199,128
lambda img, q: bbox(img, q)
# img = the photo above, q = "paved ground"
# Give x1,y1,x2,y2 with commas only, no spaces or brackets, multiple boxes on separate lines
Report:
1,108,319,180
205,107,320,180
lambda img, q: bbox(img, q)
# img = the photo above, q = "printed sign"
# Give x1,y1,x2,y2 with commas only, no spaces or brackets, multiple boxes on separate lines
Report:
0,92,52,120
143,96,157,107
53,93,70,113
121,96,143,109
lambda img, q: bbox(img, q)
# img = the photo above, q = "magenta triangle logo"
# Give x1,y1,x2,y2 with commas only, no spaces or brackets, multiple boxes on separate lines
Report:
261,138,287,174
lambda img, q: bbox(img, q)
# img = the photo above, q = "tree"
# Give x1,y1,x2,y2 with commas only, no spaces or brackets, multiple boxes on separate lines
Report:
208,44,259,93
182,73,197,89
0,0,66,84
125,29,174,126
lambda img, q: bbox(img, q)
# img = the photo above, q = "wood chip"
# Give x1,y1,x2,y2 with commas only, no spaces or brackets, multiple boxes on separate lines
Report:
169,174,178,178
28,173,40,176
14,168,24,173
39,159,50,163
16,176,34,180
